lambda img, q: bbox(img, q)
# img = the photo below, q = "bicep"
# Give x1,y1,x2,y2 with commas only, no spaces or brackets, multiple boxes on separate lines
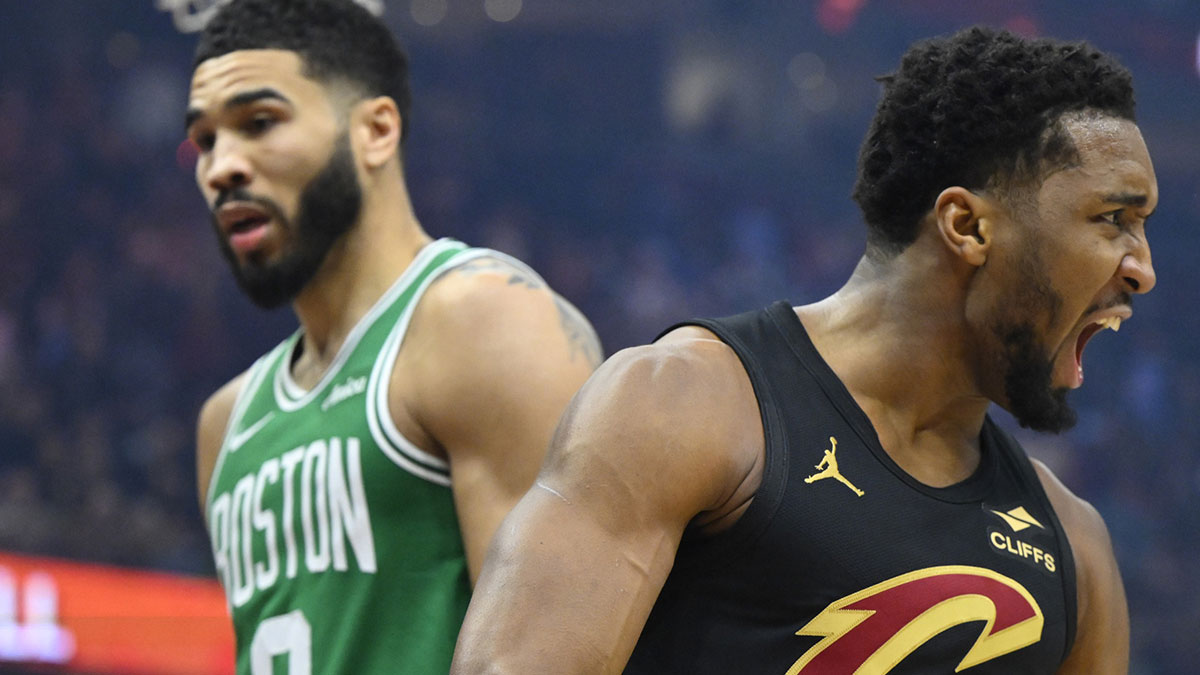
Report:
459,478,683,674
451,343,758,674
450,345,595,582
1057,504,1129,674
406,271,599,581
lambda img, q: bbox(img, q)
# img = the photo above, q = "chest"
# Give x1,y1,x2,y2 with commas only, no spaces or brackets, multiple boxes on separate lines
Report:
674,424,1073,673
205,356,462,612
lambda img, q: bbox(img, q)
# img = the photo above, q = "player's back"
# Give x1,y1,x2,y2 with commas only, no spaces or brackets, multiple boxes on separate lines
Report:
205,239,477,674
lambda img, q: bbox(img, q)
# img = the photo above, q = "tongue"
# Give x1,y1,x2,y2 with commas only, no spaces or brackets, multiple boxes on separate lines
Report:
1054,347,1084,389
1059,325,1102,389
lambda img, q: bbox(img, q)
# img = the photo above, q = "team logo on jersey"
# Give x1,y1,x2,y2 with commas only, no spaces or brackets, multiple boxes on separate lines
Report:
986,504,1056,573
228,412,275,452
803,436,864,497
786,565,1043,674
988,506,1044,532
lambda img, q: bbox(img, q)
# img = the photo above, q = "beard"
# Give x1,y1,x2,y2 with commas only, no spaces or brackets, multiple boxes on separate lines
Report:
990,239,1077,434
211,133,362,309
997,323,1077,433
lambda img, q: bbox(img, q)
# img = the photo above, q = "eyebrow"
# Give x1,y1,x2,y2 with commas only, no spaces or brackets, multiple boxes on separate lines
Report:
1102,191,1157,223
184,87,291,134
1102,192,1149,208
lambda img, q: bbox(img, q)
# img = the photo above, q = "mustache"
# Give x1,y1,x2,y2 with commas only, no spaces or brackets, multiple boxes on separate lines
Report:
212,188,286,221
1084,292,1133,316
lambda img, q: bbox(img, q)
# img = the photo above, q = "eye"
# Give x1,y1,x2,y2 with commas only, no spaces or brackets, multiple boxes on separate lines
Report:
245,113,278,135
1097,209,1125,228
192,130,216,153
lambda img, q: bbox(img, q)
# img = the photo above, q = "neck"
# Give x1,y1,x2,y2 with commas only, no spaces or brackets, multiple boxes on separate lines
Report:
797,239,989,486
291,176,431,372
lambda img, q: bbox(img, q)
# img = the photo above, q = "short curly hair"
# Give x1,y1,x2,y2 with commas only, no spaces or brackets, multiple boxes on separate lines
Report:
194,0,412,143
853,26,1135,256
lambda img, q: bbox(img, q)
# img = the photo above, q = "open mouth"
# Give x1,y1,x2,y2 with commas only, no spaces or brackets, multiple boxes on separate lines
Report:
1070,315,1124,388
216,203,274,255
229,212,270,234
227,216,272,255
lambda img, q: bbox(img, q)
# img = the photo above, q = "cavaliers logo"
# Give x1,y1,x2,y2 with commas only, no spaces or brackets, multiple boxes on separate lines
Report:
786,565,1043,674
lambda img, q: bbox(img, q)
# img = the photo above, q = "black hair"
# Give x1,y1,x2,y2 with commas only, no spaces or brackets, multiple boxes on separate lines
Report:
195,0,412,143
853,26,1135,257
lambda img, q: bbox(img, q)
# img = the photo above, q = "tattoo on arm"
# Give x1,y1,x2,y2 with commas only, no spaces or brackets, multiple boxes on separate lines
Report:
452,257,544,289
452,255,602,367
554,295,603,368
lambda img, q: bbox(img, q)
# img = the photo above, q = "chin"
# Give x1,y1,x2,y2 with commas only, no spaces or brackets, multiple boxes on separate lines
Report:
1005,387,1078,434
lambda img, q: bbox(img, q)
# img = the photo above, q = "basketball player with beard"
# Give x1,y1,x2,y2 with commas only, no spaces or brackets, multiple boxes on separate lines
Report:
453,27,1155,674
185,1,599,673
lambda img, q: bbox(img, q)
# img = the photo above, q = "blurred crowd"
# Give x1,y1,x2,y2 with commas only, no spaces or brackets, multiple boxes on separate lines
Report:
1,1,1198,672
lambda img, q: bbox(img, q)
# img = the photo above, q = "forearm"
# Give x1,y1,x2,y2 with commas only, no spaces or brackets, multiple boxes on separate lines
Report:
451,488,674,674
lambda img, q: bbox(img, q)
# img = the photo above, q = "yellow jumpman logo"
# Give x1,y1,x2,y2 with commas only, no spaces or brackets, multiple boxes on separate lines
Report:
803,436,865,497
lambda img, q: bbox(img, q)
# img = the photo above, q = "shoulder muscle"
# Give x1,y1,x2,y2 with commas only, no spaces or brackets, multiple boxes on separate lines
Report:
543,328,763,531
402,253,600,444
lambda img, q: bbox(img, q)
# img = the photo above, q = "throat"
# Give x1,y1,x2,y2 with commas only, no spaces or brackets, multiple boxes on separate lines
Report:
873,423,985,488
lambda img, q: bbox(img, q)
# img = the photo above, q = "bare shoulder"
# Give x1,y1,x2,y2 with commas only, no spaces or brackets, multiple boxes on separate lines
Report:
1031,459,1129,674
196,369,251,508
601,324,757,425
413,253,601,369
547,324,764,527
1030,458,1111,558
397,252,601,443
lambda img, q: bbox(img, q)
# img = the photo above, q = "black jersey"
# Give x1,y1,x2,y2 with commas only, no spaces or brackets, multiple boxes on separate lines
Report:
625,301,1077,674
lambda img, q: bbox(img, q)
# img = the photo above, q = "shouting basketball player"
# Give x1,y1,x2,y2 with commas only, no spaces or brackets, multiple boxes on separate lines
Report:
452,27,1152,674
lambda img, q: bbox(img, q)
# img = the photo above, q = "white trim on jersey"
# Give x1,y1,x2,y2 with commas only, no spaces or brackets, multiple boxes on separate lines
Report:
366,247,552,487
271,238,464,413
205,344,284,516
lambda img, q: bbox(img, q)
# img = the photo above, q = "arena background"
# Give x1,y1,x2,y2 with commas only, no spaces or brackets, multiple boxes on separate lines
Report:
0,1,1197,673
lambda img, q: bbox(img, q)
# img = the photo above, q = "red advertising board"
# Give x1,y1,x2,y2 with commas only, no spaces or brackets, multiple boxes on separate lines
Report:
0,551,234,674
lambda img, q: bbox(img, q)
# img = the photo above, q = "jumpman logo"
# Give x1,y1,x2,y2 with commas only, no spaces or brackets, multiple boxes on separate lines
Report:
803,436,865,497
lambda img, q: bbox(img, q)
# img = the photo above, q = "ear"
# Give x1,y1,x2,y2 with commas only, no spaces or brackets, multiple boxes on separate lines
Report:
933,187,992,267
350,96,402,171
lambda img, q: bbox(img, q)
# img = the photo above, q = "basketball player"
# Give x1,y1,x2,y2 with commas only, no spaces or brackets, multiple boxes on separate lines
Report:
452,27,1153,674
185,1,600,672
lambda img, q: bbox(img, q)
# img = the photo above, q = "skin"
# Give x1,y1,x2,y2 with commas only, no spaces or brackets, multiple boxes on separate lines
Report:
450,114,1155,673
188,50,601,582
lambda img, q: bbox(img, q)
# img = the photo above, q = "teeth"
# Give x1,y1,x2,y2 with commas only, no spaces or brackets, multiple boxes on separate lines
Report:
1097,316,1122,332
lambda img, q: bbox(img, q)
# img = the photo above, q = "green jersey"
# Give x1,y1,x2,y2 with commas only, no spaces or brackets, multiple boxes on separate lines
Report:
206,239,507,674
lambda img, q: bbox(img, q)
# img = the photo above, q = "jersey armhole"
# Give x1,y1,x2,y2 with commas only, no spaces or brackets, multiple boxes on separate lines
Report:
994,424,1079,662
204,346,284,516
365,246,550,487
661,315,791,572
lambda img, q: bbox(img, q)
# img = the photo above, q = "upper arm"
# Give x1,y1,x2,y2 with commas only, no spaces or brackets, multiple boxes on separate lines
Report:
400,256,602,582
195,371,249,509
451,335,763,674
1034,460,1129,675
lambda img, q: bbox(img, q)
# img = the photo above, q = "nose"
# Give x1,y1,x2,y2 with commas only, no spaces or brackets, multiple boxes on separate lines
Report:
201,134,253,195
1118,236,1155,295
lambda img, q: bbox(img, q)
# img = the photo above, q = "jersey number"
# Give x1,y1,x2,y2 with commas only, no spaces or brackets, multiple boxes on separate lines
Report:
250,610,312,675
